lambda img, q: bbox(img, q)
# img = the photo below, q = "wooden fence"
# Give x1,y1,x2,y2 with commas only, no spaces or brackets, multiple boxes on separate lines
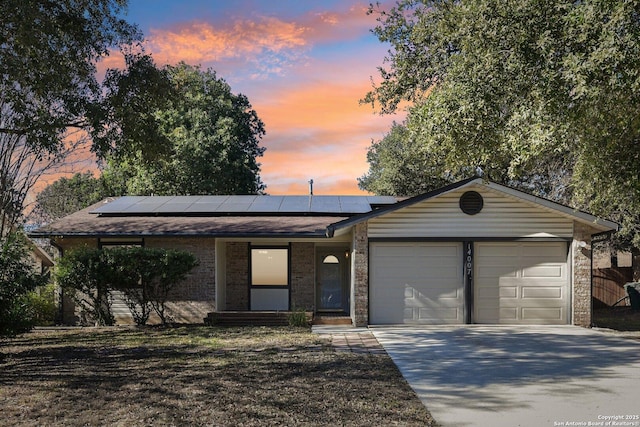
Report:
593,266,632,308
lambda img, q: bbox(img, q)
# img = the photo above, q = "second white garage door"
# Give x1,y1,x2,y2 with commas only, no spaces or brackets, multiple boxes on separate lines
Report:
474,242,569,324
370,242,464,324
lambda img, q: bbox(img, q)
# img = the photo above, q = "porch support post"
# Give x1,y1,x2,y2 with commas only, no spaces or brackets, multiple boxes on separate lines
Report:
573,221,596,327
352,221,369,327
214,239,226,312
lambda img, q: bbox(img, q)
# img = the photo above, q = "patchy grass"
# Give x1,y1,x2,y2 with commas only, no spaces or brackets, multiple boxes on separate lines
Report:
593,307,640,331
0,326,437,426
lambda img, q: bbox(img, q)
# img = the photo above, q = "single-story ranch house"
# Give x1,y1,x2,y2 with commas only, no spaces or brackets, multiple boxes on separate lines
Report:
30,177,618,327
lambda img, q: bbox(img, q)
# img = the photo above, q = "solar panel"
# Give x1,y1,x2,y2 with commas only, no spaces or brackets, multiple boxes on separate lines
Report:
277,196,310,212
310,196,339,213
184,196,230,213
123,196,175,213
249,196,285,211
91,194,398,215
154,196,201,213
91,196,148,214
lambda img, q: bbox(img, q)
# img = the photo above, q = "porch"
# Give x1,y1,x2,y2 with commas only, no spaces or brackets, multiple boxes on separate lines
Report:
214,240,356,323
204,311,353,326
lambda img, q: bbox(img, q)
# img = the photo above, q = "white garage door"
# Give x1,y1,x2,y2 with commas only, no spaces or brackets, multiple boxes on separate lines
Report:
370,242,464,324
475,242,569,324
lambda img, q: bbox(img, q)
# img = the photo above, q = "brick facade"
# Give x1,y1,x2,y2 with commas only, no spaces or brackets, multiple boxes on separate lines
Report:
146,237,215,323
290,242,315,310
225,242,249,310
55,238,98,324
352,222,368,326
572,221,598,327
54,236,216,324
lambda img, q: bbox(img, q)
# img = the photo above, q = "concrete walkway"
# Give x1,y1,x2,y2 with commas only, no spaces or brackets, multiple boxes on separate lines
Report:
371,326,640,427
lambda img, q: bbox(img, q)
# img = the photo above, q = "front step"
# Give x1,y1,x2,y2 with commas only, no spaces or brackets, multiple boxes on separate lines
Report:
204,311,312,327
312,315,353,326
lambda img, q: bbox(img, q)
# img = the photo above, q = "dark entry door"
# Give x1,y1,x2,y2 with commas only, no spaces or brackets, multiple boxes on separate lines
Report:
316,248,349,312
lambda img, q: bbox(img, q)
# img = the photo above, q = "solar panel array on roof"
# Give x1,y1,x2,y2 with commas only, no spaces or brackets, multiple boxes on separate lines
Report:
91,195,397,215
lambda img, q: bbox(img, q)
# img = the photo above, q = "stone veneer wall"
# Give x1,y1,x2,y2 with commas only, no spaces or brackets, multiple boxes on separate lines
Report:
290,242,315,310
226,242,249,310
352,222,369,326
572,221,599,327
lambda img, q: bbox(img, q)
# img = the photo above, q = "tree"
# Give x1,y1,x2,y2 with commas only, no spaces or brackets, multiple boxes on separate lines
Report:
55,247,115,326
0,0,140,233
108,247,160,326
150,250,199,325
0,232,47,336
359,121,575,202
55,246,198,326
34,172,108,222
109,247,198,325
97,57,267,196
358,122,455,195
364,0,640,246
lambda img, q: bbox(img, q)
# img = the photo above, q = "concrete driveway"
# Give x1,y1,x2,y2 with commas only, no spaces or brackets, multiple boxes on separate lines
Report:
371,326,640,427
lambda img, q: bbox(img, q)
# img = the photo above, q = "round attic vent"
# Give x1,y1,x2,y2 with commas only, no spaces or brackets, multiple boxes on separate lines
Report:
459,191,484,215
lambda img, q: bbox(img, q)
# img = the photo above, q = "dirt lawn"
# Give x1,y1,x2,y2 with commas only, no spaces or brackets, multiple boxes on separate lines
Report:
0,326,437,426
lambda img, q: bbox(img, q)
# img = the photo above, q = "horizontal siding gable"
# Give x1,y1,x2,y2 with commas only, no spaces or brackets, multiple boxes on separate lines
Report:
368,184,573,239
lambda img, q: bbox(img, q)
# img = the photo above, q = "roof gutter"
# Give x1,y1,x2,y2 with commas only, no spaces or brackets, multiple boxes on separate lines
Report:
28,231,332,239
326,225,336,238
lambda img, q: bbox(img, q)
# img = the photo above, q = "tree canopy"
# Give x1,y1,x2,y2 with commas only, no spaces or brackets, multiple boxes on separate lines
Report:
34,172,108,222
0,0,140,233
97,57,267,196
358,122,455,195
363,0,640,246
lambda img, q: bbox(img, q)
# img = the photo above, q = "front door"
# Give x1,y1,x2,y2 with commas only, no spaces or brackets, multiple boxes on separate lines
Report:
316,248,349,313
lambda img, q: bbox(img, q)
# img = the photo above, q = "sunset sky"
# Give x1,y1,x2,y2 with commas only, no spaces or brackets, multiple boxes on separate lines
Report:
103,0,405,195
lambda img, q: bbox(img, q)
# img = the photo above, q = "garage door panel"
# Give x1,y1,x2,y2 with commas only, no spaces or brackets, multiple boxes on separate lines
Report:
522,307,564,322
475,283,505,298
499,308,518,321
478,244,518,257
477,266,518,278
370,242,464,324
522,265,564,278
499,286,518,298
522,244,566,258
521,286,563,299
475,242,569,325
406,287,462,305
419,307,461,321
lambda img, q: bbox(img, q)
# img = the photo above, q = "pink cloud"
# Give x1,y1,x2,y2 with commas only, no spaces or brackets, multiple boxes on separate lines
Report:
144,16,310,77
84,2,404,197
138,3,378,76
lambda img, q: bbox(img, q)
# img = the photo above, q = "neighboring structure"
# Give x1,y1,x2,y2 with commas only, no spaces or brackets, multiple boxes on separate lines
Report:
30,177,618,327
29,242,55,276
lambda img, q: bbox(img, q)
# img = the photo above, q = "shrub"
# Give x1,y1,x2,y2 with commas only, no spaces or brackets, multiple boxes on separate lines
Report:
55,246,198,326
625,283,640,311
26,284,58,326
0,232,46,336
288,308,311,327
55,247,114,326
